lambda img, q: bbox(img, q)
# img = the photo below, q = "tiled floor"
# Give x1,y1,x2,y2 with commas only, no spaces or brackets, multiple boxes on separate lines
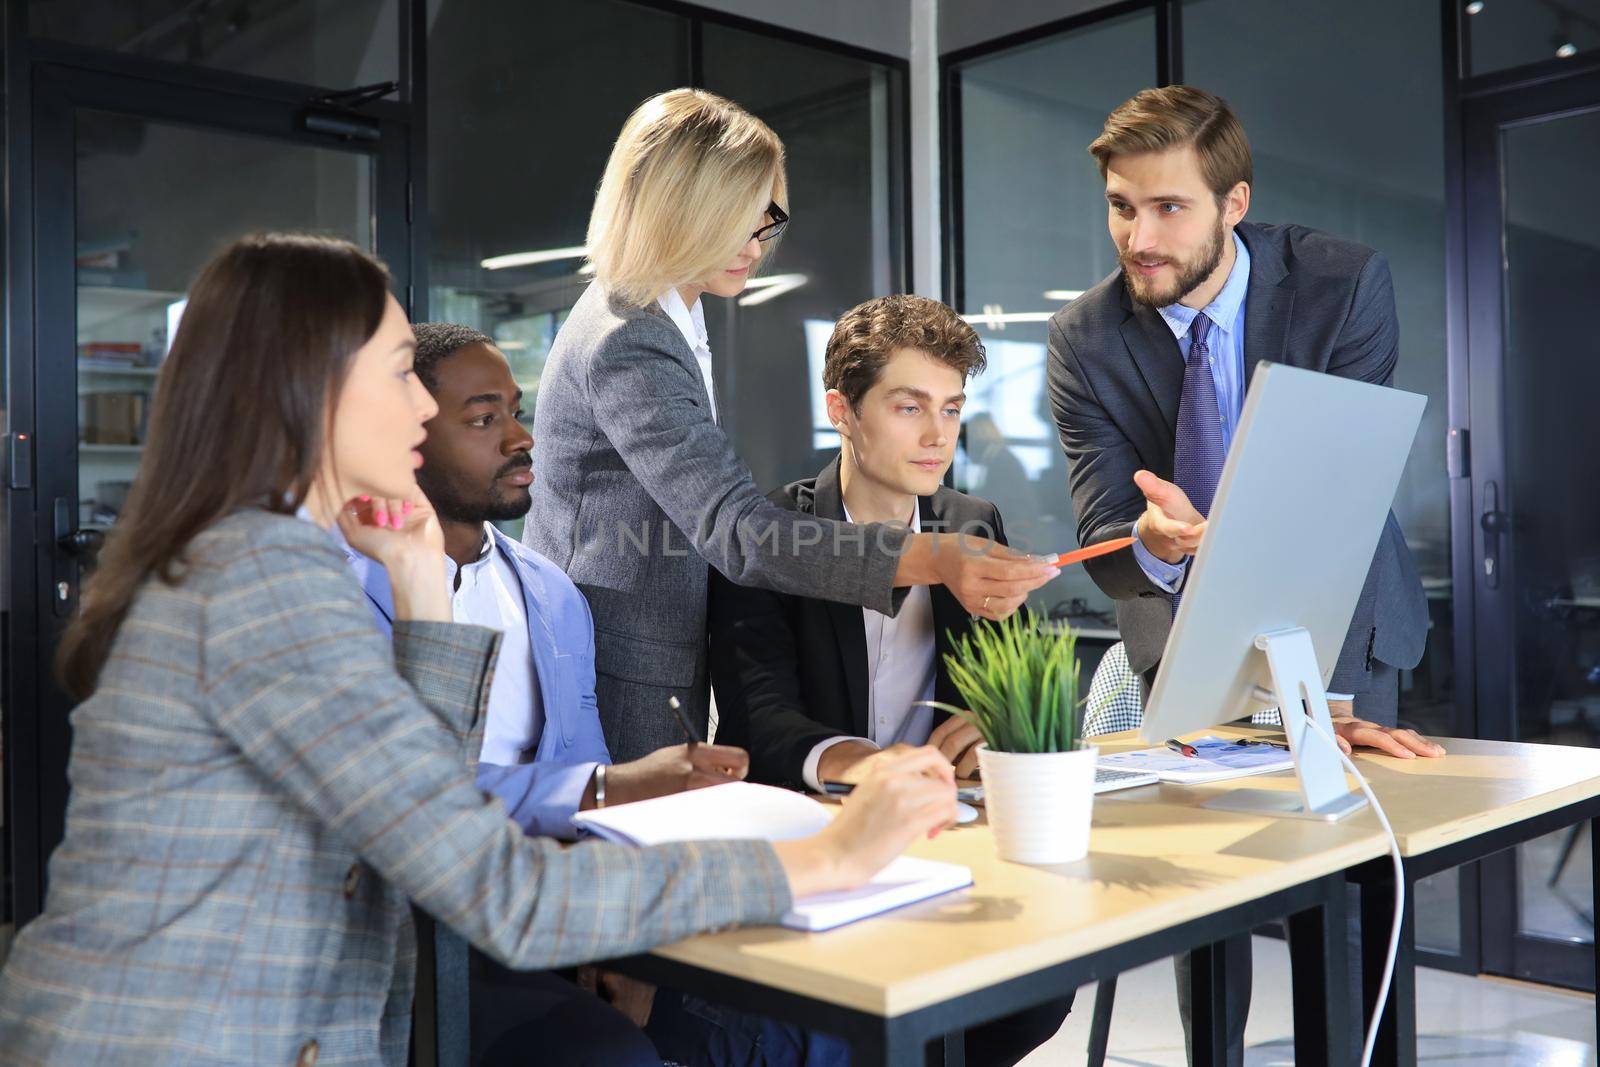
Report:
1019,934,1597,1066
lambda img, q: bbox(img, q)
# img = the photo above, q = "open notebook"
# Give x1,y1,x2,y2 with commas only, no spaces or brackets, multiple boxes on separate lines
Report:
572,781,973,932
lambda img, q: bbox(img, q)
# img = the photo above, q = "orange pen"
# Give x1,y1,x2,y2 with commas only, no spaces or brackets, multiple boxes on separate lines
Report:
1053,536,1138,567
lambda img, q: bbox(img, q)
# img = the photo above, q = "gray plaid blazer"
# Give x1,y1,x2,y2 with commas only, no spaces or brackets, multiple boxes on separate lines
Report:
0,509,789,1066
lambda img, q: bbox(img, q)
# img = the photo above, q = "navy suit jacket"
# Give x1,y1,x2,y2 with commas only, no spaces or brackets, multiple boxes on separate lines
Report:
1046,221,1428,700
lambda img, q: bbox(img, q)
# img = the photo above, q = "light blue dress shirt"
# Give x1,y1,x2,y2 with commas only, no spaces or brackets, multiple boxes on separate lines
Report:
1131,231,1251,593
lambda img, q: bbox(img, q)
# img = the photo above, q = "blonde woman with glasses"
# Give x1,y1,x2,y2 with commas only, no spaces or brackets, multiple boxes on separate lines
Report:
528,89,1059,761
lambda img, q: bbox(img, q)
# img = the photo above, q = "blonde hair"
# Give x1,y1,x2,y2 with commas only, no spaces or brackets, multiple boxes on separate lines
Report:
1088,86,1252,203
587,89,787,307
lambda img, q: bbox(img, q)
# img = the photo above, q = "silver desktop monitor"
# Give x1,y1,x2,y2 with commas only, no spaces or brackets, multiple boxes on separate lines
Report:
1139,362,1426,820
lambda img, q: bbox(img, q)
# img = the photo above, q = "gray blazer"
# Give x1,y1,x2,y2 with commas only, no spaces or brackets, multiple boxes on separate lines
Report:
1046,221,1428,709
527,282,910,761
0,510,789,1066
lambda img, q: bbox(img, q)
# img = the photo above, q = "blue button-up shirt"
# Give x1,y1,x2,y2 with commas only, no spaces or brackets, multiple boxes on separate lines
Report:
1132,231,1250,591
1129,233,1349,699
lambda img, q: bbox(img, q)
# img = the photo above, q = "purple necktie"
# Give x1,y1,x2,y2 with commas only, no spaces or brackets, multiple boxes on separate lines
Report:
1172,312,1225,518
1170,312,1223,615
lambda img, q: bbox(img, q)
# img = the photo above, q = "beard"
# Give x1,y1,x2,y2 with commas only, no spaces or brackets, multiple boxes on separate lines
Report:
1122,214,1227,308
417,459,532,525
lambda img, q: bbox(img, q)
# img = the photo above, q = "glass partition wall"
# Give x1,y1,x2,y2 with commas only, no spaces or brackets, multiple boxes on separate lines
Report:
426,1,908,535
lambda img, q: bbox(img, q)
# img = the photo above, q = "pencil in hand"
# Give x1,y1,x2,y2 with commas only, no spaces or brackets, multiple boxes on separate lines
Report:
667,695,703,749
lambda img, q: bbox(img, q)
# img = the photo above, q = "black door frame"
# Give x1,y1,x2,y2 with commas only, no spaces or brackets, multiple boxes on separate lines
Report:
1462,59,1600,992
1428,0,1485,981
4,30,420,926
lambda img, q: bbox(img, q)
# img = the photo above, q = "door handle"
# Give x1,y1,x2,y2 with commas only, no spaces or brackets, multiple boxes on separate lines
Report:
50,497,105,618
57,528,106,557
1480,480,1507,590
53,497,104,558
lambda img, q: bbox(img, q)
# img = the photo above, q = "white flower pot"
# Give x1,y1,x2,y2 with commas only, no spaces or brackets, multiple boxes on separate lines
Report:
976,743,1098,865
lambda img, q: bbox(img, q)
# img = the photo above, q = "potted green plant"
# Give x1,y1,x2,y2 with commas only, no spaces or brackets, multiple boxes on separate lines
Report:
922,614,1101,865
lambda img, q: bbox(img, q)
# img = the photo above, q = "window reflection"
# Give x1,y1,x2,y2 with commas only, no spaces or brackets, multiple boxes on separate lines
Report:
425,2,904,534
704,25,905,492
1464,0,1599,76
29,0,398,88
951,10,1156,623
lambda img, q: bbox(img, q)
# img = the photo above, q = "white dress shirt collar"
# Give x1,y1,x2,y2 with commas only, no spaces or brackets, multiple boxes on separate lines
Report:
442,522,497,589
657,286,707,349
657,286,718,422
1157,231,1251,341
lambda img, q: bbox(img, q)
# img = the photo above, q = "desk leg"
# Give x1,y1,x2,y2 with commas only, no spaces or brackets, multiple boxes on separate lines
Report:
922,1032,965,1066
1359,864,1416,1067
1186,940,1232,1067
1086,977,1116,1067
852,1029,900,1067
1592,816,1599,1044
854,1019,932,1067
1287,874,1353,1067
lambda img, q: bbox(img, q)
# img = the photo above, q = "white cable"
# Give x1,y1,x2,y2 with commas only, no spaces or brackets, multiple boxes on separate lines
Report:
1297,714,1404,1067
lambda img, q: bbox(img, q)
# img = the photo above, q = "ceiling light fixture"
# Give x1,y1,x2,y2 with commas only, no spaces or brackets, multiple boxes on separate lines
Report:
1465,1,1483,14
480,245,589,271
1557,42,1578,57
1042,289,1085,302
960,311,1055,327
736,273,808,307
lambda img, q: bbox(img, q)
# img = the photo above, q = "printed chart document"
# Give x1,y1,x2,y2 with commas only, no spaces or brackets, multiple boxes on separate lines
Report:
573,781,972,931
1097,735,1296,784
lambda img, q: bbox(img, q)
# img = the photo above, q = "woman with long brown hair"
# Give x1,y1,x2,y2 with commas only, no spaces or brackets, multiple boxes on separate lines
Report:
0,232,956,1064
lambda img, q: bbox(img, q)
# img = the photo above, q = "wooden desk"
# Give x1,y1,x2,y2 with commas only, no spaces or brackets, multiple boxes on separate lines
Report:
1101,727,1600,1067
605,783,1388,1065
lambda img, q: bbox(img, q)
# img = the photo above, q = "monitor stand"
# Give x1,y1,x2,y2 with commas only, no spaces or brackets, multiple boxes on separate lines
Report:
1201,627,1369,822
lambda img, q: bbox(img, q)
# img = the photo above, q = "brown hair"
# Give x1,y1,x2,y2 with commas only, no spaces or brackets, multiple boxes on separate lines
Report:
56,232,391,699
1088,86,1253,201
824,294,986,411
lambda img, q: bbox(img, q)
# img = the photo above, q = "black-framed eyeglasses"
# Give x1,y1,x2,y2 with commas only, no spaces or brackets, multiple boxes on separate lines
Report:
753,201,789,243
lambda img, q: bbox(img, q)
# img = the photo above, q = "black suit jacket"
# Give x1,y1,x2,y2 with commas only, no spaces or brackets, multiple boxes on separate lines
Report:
707,457,1006,789
1046,221,1428,700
